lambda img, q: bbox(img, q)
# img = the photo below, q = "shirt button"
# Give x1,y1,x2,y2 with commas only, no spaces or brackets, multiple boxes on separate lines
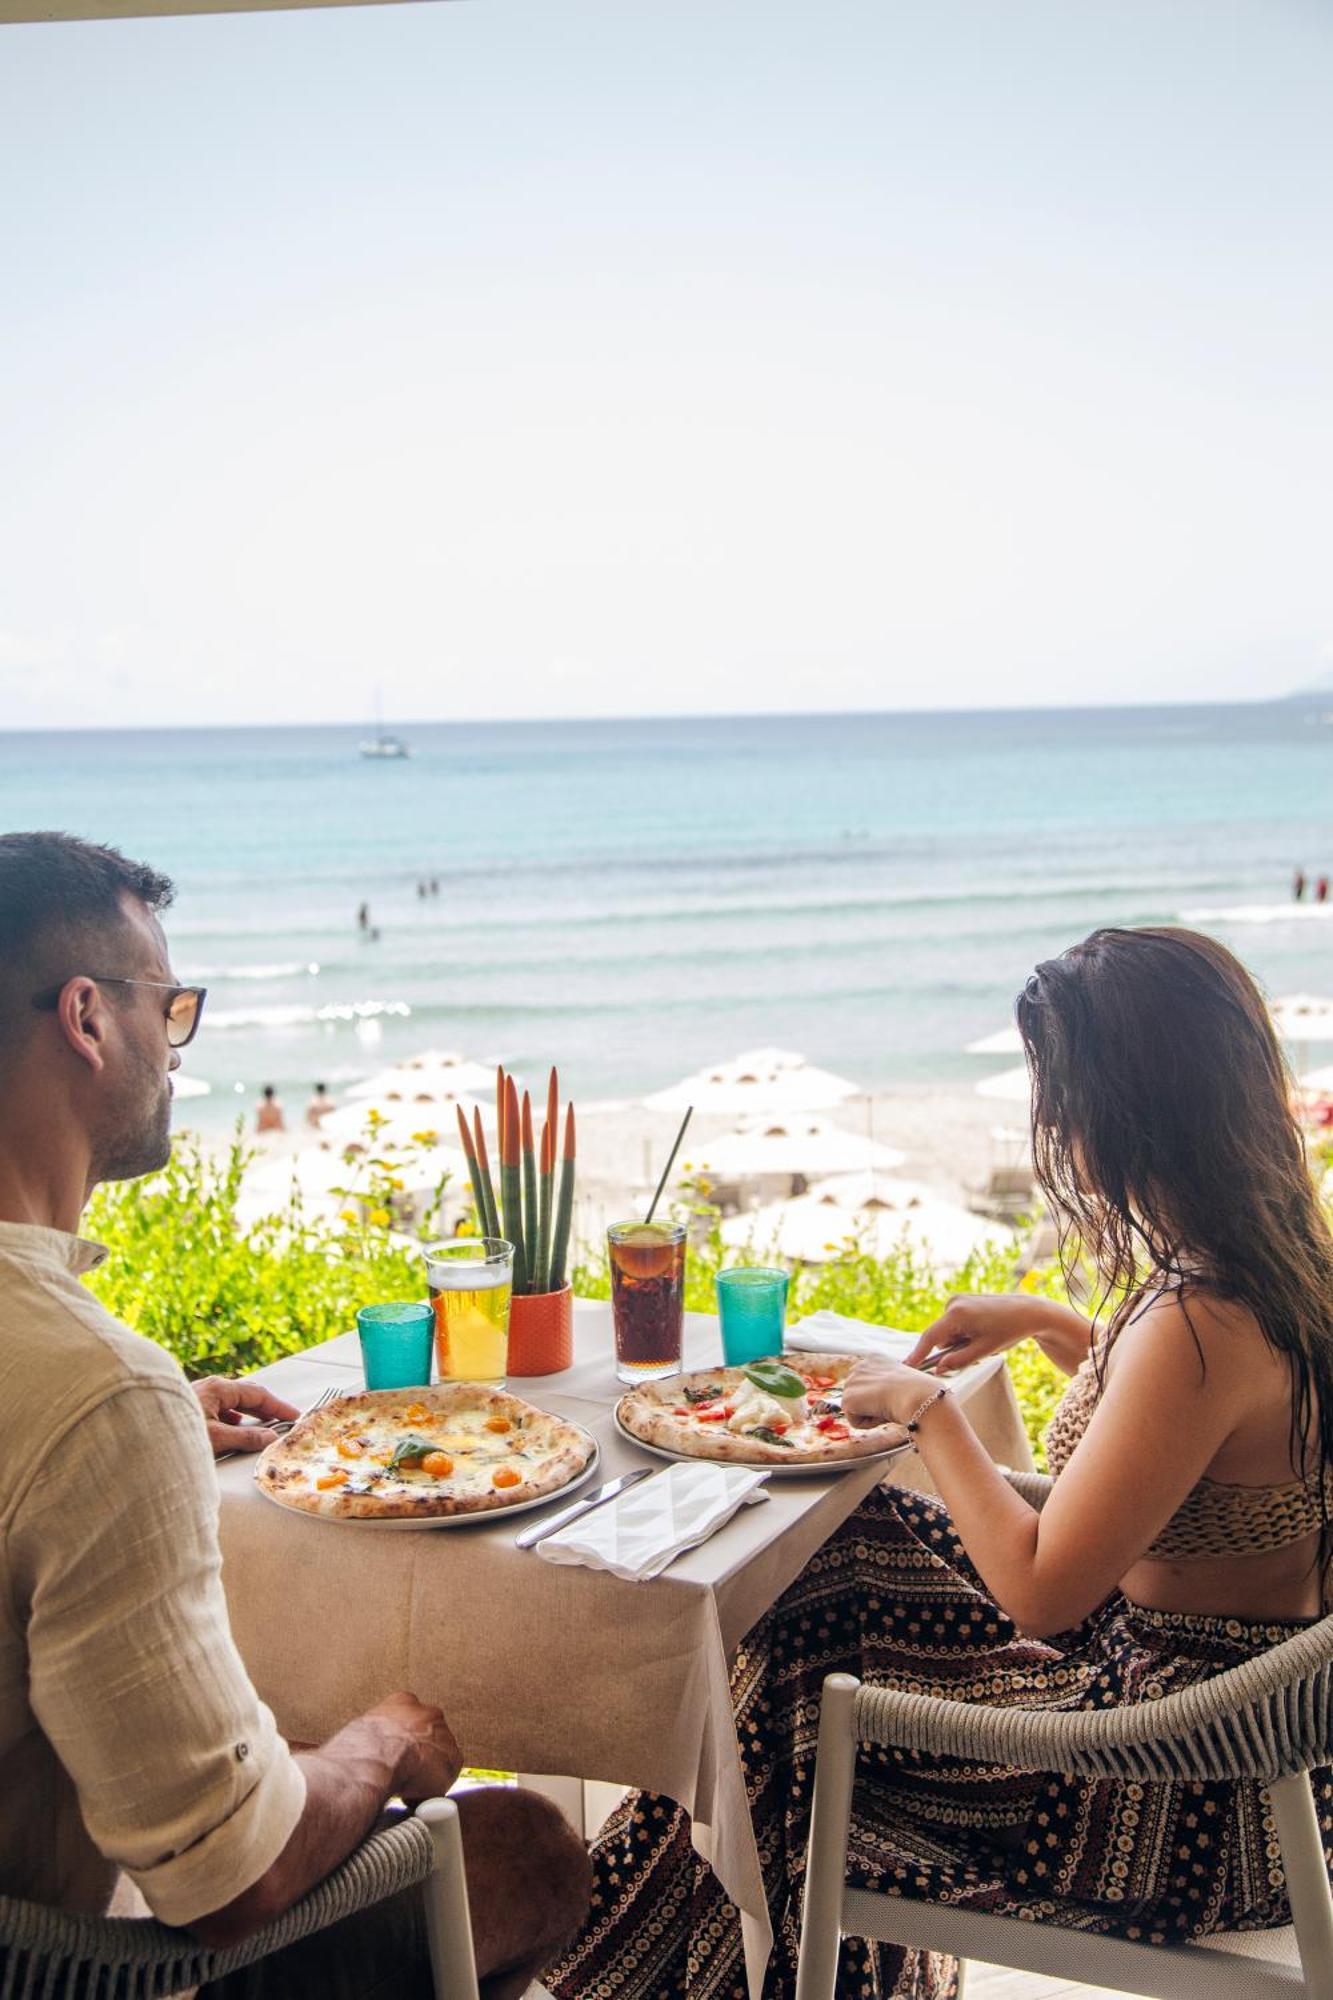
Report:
235,1743,250,1762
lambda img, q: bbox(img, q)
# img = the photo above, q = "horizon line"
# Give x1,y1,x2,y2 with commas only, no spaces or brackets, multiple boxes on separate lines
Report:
0,688,1321,738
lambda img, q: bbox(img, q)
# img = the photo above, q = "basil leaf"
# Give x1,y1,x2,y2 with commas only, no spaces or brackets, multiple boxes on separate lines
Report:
684,1384,724,1404
748,1425,794,1447
743,1361,806,1401
385,1434,441,1474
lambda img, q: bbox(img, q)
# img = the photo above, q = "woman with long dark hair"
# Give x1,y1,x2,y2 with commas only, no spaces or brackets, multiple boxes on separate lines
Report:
549,927,1333,2000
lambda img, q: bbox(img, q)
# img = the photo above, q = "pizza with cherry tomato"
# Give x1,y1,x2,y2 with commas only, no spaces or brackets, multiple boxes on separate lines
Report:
616,1353,904,1465
255,1384,594,1519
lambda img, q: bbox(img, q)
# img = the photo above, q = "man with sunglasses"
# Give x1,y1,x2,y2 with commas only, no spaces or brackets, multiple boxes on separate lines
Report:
0,832,589,1997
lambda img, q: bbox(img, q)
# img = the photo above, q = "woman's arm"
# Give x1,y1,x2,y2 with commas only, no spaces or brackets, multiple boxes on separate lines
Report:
846,1294,1252,1635
906,1293,1094,1379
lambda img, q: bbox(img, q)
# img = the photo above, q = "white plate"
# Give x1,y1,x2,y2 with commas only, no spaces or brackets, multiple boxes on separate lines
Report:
613,1411,907,1477
257,1433,600,1528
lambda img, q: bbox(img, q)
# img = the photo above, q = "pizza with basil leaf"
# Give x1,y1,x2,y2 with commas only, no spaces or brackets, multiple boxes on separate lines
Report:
256,1384,594,1519
616,1353,905,1465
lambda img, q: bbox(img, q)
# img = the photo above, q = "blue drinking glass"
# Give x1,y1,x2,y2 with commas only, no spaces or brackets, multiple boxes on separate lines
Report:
356,1301,435,1391
716,1267,790,1368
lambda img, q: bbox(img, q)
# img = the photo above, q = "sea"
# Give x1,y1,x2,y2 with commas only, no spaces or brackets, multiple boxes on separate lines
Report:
3,702,1332,1131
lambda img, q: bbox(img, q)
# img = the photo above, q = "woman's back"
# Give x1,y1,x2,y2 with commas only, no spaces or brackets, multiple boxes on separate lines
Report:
1051,1290,1327,1620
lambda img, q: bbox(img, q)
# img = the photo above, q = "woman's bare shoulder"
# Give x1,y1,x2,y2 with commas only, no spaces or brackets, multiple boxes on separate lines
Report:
1120,1285,1278,1383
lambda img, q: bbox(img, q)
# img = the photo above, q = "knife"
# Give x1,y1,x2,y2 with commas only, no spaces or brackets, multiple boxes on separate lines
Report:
513,1467,653,1549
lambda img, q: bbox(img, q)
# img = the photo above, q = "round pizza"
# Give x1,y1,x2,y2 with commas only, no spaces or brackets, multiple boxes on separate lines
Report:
255,1384,595,1520
616,1353,906,1466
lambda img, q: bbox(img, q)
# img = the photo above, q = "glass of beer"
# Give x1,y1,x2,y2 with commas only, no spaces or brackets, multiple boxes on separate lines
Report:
608,1220,686,1385
424,1237,514,1385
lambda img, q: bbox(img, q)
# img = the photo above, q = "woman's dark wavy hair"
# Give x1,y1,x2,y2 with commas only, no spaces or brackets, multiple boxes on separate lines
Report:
1015,926,1333,1516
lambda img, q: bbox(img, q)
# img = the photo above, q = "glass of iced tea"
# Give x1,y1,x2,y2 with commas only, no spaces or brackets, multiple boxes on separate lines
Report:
424,1237,514,1385
608,1220,686,1385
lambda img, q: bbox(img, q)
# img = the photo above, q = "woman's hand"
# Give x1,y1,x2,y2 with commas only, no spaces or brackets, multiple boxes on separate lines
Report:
906,1294,1051,1375
842,1356,943,1429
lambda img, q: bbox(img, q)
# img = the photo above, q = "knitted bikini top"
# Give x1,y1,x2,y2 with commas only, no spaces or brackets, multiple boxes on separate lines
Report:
1043,1352,1331,1562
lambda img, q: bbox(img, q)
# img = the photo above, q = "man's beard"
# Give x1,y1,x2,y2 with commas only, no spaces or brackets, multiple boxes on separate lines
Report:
93,1053,174,1185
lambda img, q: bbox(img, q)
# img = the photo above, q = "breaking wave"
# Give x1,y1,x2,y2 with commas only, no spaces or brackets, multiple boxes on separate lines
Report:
207,999,412,1031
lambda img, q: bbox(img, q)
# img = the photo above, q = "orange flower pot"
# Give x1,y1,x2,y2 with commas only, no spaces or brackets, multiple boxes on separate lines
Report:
507,1283,574,1376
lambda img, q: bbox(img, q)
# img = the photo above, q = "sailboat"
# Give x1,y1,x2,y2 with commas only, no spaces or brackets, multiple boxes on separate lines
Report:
359,691,411,760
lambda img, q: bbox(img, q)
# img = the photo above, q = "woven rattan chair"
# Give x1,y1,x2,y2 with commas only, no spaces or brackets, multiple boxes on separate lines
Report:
0,1798,479,2000
796,1471,1333,2000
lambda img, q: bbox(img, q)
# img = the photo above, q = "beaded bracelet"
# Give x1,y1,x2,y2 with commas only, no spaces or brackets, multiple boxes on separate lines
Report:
903,1383,950,1436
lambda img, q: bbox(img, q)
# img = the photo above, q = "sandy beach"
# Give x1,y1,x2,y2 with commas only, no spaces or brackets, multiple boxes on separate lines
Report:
218,1080,1020,1265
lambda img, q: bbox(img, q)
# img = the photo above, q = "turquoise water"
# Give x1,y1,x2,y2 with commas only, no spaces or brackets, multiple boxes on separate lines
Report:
3,703,1331,1124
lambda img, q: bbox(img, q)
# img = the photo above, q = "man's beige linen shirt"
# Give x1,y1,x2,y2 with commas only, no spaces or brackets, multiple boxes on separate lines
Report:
0,1222,306,1922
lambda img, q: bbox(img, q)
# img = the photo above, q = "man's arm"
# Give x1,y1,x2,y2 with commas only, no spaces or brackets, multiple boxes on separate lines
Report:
13,1376,455,1932
191,1694,462,1947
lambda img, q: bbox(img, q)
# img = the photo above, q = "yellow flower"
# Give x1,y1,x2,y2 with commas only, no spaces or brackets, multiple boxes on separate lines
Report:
368,1206,391,1228
340,1208,359,1224
411,1128,439,1146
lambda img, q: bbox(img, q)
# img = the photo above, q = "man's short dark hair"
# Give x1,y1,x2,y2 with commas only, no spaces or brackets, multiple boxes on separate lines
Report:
0,832,175,1056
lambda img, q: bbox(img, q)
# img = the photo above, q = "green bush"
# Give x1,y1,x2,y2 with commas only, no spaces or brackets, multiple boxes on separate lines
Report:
86,1138,1073,1458
84,1131,434,1377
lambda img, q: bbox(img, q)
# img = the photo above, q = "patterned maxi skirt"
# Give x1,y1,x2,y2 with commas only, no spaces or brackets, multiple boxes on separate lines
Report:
546,1481,1332,2000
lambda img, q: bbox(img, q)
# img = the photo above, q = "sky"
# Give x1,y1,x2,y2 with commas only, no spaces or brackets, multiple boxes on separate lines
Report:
1,0,1332,729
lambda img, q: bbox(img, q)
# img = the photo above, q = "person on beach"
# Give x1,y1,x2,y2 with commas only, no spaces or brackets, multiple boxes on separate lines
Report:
0,833,590,1999
548,926,1333,2000
305,1081,335,1130
255,1083,286,1135
1294,867,1307,901
1318,877,1329,905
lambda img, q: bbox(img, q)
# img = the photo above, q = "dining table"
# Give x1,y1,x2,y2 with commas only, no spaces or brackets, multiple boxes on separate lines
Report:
215,1301,1035,1999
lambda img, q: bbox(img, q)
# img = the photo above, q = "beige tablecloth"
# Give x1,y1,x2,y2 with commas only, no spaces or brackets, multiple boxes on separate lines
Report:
218,1303,1033,1997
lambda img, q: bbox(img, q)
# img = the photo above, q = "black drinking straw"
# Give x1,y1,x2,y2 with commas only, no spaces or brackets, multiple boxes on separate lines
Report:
645,1105,693,1225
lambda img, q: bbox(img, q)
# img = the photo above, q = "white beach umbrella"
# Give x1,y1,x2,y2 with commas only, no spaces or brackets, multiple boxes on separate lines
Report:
964,1026,1024,1057
802,1170,938,1211
644,1046,860,1115
689,1115,905,1180
243,1138,465,1211
345,1050,496,1101
975,1065,1032,1104
319,1098,470,1150
1298,1065,1333,1095
170,1074,212,1100
721,1192,1011,1273
1271,996,1333,1044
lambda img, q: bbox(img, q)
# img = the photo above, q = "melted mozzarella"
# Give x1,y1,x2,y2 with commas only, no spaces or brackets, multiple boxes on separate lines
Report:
724,1382,808,1434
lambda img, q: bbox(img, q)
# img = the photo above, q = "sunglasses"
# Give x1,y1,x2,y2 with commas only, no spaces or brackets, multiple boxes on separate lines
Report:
31,977,208,1050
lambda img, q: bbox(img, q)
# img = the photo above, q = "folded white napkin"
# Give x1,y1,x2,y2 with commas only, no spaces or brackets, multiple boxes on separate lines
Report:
785,1309,1006,1400
786,1309,922,1359
536,1463,770,1581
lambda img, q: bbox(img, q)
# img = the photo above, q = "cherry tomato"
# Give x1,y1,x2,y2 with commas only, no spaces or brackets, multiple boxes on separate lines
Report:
493,1466,522,1489
315,1469,349,1490
421,1452,454,1477
484,1416,511,1433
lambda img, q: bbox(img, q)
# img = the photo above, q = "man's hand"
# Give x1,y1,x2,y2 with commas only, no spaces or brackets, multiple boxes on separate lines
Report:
365,1691,464,1802
192,1376,298,1457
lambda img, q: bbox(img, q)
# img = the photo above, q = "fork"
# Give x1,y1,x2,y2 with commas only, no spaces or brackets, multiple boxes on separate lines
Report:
813,1350,944,1415
269,1384,346,1435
